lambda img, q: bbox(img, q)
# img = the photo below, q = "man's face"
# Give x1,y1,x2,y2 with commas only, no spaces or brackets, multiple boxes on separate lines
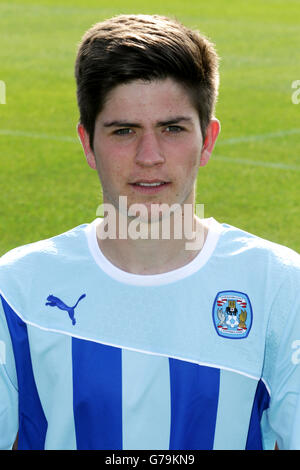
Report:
78,77,219,219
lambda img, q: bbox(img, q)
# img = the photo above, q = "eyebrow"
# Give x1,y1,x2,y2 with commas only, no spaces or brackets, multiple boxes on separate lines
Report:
102,116,193,128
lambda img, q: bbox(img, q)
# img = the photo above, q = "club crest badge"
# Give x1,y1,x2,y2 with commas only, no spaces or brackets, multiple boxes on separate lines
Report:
212,291,253,339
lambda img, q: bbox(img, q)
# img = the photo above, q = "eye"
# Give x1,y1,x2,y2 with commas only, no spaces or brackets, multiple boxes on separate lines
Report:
165,125,184,133
114,128,133,136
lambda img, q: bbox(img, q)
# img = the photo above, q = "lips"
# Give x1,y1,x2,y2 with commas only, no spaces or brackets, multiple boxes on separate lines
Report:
132,182,167,187
130,180,169,185
129,181,171,193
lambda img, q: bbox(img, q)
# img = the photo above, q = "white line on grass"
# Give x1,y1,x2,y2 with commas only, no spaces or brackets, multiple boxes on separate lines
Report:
0,129,78,143
216,128,300,145
213,155,300,172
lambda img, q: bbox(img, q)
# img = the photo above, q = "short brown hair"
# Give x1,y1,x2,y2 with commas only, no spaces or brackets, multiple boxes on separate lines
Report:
75,14,219,150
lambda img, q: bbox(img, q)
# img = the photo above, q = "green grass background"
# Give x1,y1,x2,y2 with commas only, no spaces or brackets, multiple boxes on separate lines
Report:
0,0,299,255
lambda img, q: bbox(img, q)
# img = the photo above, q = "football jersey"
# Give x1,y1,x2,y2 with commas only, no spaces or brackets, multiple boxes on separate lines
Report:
0,217,299,450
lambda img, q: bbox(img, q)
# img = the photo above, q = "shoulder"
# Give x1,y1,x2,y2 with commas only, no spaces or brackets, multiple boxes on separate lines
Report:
217,220,300,275
0,222,91,326
0,222,90,293
0,222,89,267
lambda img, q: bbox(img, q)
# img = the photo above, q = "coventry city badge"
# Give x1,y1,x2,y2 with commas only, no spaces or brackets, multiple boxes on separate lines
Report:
212,291,253,339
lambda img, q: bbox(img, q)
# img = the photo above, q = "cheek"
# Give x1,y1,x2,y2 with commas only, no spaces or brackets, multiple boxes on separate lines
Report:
173,142,202,176
94,142,126,178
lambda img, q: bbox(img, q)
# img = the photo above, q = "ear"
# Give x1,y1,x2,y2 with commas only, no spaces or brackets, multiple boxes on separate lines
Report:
199,118,221,167
77,123,97,170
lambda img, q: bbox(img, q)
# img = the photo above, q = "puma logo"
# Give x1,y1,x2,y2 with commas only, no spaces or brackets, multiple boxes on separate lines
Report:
45,294,86,325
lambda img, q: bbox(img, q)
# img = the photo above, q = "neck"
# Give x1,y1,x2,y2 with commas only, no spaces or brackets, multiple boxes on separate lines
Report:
96,205,207,275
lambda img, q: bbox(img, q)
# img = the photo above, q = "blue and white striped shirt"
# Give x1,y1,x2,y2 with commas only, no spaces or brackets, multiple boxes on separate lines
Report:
0,218,299,450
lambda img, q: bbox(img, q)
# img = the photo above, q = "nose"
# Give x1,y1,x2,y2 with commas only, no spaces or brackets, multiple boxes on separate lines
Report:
135,131,165,167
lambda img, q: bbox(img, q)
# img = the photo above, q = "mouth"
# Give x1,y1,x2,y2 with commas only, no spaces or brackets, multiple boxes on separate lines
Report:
129,181,171,194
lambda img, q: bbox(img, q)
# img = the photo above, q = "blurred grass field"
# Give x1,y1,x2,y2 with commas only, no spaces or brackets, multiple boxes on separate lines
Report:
0,0,299,255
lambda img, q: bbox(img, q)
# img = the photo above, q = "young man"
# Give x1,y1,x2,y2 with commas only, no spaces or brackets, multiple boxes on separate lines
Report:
0,14,299,451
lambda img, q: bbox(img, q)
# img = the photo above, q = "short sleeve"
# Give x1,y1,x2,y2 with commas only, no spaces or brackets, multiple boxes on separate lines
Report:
261,260,300,450
0,294,18,450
